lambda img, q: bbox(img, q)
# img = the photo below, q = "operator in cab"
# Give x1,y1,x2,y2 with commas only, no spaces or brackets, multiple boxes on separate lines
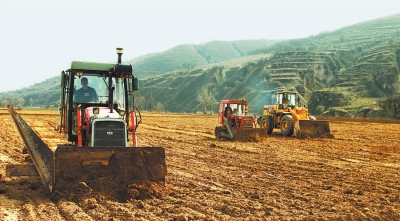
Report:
74,77,98,103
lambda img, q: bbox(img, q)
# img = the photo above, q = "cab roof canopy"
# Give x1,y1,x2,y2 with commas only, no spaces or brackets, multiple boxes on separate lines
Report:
69,61,116,72
68,61,133,78
220,99,248,105
276,91,298,94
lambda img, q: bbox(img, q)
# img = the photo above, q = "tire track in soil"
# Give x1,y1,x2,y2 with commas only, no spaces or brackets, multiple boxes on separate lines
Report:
1,112,400,220
57,200,95,221
139,124,310,217
140,116,400,220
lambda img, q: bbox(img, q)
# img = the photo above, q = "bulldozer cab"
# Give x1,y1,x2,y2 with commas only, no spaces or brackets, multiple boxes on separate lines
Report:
72,75,125,109
218,99,248,125
72,74,131,112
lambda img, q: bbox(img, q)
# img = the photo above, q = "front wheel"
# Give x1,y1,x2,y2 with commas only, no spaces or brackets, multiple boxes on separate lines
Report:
280,115,295,136
261,116,274,134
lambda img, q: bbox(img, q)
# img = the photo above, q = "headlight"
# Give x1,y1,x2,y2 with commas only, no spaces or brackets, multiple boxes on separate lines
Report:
118,110,125,117
93,107,100,115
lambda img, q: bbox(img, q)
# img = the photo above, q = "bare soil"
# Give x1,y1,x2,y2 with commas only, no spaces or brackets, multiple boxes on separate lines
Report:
0,110,399,220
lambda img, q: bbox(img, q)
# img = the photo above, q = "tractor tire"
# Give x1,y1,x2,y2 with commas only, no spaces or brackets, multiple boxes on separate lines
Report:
280,115,295,136
261,116,274,134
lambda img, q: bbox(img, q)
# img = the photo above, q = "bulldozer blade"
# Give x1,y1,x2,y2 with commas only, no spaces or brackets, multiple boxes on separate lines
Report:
223,117,234,139
53,145,167,193
232,128,268,142
296,120,334,138
7,105,54,192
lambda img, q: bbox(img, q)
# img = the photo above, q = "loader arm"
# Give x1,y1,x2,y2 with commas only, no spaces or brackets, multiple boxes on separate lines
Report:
288,107,333,138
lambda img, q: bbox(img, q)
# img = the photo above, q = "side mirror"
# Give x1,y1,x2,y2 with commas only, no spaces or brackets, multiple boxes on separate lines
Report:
60,71,66,87
132,77,139,91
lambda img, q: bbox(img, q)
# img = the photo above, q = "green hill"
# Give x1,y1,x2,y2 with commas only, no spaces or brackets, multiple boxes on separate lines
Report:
135,14,400,117
2,13,400,118
127,39,280,78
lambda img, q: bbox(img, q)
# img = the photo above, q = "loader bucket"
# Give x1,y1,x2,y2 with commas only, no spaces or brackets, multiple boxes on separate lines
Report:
233,128,268,142
295,120,333,138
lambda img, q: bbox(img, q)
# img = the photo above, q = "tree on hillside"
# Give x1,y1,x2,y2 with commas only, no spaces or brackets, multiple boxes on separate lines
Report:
182,63,195,72
0,100,8,108
156,102,165,113
377,95,400,119
197,84,216,114
307,65,315,89
16,98,25,109
137,96,146,110
29,98,34,107
147,93,154,111
0,97,24,109
131,92,146,110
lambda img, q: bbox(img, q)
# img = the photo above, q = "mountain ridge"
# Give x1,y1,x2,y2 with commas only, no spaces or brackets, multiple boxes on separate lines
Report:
2,13,400,118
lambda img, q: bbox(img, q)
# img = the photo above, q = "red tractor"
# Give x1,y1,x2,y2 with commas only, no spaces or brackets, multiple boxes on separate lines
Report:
6,48,167,196
215,99,267,141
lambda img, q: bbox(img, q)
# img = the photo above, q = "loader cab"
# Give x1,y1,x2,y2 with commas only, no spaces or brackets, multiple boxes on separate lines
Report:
277,92,296,109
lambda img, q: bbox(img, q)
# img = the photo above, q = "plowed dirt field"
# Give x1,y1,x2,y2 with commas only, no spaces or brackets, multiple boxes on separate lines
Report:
0,110,399,221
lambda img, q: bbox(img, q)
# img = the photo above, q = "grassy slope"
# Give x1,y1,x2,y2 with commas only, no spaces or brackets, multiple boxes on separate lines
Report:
136,13,400,116
2,14,400,117
128,39,281,79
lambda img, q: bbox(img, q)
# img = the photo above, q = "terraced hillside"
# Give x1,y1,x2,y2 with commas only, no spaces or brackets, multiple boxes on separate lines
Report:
2,14,400,118
128,39,280,79
136,14,400,117
258,14,400,56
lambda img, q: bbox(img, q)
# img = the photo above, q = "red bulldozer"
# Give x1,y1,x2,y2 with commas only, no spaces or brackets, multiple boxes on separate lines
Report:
215,99,267,142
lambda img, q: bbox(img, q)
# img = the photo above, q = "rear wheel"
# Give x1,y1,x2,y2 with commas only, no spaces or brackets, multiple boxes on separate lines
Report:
280,115,295,136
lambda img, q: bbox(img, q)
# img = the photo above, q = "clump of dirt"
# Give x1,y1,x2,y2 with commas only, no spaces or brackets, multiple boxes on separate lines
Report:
233,129,267,142
128,180,172,200
296,131,335,139
51,179,171,203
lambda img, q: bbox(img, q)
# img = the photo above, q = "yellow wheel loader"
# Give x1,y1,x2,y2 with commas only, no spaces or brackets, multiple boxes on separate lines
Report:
6,48,167,199
257,91,333,138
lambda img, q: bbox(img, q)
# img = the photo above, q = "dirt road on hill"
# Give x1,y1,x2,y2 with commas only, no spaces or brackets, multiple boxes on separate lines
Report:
0,110,399,220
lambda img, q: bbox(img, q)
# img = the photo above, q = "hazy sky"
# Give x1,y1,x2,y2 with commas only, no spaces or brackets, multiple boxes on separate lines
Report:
0,1,400,93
